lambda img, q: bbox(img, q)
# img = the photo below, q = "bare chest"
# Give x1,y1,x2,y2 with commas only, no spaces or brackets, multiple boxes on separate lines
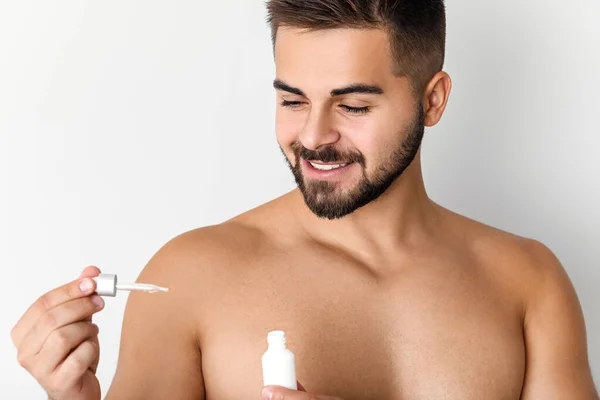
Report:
197,257,525,400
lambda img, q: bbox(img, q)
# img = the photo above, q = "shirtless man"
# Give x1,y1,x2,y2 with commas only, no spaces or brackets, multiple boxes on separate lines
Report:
11,1,598,399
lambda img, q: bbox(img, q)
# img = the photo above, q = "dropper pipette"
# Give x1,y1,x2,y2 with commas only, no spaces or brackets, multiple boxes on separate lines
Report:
92,273,169,297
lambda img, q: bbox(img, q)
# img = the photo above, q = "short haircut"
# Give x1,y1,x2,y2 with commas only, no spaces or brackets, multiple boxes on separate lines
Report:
266,0,446,95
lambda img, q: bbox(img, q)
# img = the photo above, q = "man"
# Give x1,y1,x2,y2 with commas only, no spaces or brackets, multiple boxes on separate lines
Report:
11,1,598,399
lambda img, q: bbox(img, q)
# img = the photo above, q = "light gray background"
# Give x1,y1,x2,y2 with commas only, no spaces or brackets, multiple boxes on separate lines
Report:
1,0,598,397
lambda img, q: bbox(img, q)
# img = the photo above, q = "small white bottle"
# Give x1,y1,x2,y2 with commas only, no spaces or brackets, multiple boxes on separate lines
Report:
262,330,297,390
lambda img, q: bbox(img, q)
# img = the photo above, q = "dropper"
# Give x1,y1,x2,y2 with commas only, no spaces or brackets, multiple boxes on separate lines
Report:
92,273,169,297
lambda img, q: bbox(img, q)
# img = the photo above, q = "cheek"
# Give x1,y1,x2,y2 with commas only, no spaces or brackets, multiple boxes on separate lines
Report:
341,115,405,171
340,118,382,162
275,109,303,150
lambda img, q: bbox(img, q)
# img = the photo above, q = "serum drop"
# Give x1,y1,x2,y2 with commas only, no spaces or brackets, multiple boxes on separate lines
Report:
262,330,297,390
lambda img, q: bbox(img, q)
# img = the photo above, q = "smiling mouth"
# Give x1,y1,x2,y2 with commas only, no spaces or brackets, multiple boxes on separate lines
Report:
307,160,354,171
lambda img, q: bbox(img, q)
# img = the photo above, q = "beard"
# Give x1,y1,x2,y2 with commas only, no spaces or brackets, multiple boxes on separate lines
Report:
282,105,426,220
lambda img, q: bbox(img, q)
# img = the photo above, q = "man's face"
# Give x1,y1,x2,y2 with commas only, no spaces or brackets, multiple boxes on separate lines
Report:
274,27,425,220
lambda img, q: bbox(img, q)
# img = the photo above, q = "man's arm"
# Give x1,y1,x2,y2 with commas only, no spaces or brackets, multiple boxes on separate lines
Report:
520,240,598,399
105,235,205,399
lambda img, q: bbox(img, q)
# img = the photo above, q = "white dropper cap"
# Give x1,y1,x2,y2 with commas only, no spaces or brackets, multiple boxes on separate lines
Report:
93,274,118,296
92,273,169,297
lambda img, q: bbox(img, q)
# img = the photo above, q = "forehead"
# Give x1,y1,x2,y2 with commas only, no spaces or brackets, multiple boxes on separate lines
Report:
274,27,396,94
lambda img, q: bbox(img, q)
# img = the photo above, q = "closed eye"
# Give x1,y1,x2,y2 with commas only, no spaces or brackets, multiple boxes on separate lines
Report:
280,100,304,108
339,105,370,115
281,100,370,115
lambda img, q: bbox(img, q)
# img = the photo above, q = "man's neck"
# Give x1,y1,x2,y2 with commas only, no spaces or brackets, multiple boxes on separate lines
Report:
291,156,442,264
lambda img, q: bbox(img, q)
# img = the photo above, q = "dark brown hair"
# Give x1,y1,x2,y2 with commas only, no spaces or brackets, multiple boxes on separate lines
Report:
266,0,446,95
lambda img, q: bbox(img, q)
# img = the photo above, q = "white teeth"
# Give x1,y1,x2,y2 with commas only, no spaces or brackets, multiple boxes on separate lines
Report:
309,161,348,171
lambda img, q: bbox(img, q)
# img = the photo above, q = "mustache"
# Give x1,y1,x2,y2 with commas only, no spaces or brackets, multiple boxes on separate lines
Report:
291,142,365,165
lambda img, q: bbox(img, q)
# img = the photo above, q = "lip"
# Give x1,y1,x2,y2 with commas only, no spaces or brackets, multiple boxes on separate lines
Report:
301,158,356,180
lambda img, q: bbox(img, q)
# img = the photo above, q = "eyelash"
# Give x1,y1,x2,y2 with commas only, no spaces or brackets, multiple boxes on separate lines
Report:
280,100,370,115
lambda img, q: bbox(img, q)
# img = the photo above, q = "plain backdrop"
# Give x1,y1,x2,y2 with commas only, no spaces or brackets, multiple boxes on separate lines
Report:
1,0,599,397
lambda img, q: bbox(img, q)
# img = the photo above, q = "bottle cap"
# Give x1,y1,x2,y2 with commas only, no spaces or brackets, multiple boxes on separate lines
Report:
92,274,117,297
267,330,287,347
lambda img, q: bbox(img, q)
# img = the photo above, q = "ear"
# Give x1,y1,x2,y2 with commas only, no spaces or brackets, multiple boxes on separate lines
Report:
422,71,452,127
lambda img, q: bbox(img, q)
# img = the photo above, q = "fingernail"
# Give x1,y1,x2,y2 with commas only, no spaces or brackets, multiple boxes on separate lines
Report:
91,295,104,309
79,278,93,293
261,387,273,400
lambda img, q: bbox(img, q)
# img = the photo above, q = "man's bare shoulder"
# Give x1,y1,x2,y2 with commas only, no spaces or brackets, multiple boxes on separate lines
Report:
107,202,292,399
137,196,293,288
142,223,266,279
444,216,598,397
107,216,277,398
442,208,575,306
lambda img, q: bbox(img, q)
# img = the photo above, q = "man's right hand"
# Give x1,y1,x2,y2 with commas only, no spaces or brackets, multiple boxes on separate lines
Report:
10,266,105,400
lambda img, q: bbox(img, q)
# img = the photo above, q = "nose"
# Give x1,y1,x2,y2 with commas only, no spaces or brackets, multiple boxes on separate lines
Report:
298,108,341,151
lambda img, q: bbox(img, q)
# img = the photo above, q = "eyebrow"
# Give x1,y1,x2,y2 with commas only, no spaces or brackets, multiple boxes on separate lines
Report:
273,79,384,97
